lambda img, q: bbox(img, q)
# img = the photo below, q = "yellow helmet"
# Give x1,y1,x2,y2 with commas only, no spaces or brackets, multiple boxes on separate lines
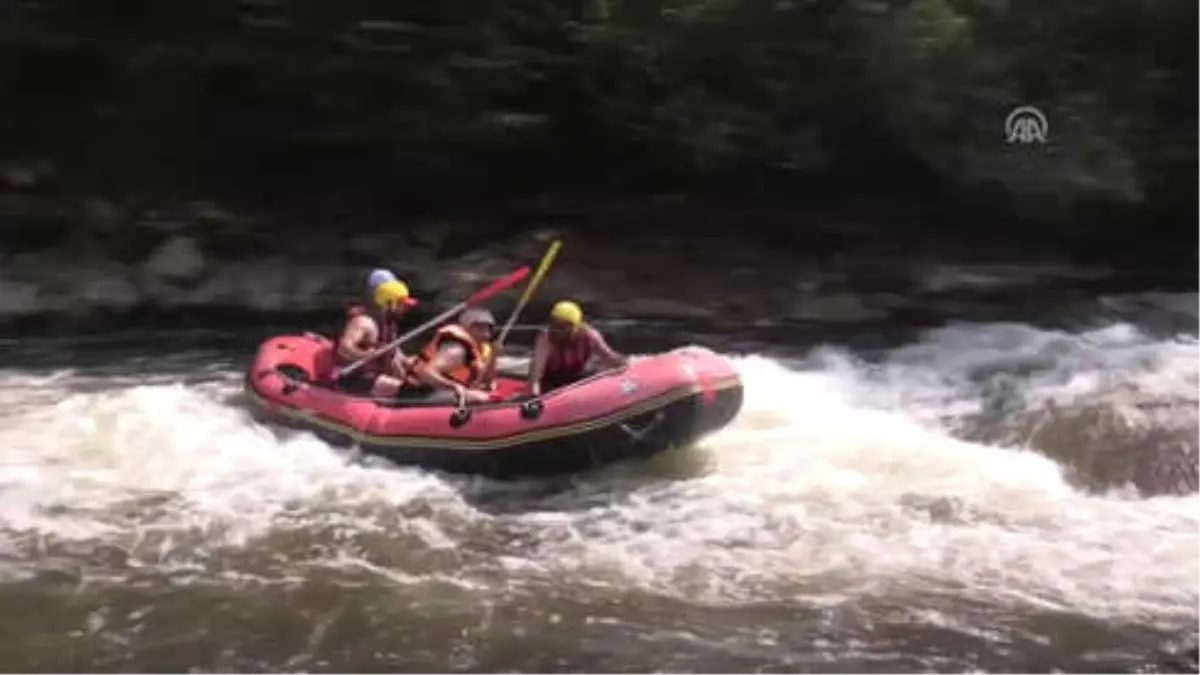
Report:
550,300,583,326
373,280,417,310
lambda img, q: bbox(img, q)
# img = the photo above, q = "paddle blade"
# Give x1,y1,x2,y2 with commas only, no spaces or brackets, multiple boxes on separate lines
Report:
467,265,530,305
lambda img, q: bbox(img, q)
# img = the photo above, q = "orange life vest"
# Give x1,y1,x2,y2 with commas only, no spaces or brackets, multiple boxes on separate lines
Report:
543,324,592,385
332,304,397,375
407,324,487,387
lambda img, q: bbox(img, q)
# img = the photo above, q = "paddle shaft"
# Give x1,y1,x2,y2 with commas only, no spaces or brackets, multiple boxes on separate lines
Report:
336,265,531,379
497,239,562,347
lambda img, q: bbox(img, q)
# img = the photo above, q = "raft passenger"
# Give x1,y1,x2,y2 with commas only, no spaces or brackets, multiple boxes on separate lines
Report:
404,306,497,404
527,300,627,396
332,279,418,396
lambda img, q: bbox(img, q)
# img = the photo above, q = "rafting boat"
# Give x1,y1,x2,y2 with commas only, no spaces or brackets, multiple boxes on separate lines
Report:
244,333,744,477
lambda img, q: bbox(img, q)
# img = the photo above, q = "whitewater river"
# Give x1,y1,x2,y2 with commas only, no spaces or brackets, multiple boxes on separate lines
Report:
0,290,1195,672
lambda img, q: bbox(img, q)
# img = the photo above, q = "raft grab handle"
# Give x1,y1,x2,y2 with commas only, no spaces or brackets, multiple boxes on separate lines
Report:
449,402,472,428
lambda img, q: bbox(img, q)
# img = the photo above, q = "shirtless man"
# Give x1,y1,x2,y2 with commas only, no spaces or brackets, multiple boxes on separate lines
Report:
332,279,418,396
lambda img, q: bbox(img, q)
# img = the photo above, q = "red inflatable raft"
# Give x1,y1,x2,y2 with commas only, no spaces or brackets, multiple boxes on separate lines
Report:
244,333,744,477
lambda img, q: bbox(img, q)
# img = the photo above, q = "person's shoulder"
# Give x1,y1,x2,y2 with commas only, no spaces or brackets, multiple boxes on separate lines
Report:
348,313,376,328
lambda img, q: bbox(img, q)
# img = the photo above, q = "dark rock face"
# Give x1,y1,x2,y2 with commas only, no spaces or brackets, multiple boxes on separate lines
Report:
0,194,1192,337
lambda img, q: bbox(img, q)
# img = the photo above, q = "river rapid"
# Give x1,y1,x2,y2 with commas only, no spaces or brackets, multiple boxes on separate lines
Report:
0,287,1195,672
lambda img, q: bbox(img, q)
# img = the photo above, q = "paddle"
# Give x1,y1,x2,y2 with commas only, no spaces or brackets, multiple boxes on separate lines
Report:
497,239,562,347
475,240,562,402
336,265,531,379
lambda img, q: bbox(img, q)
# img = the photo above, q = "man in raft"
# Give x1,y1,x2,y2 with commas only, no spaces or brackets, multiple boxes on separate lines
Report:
331,278,418,396
526,300,628,396
403,306,499,404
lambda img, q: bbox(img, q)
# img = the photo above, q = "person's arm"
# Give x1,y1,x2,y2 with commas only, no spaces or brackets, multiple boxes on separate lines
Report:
336,316,376,362
587,327,628,368
526,332,551,396
417,342,493,403
416,343,468,393
386,348,411,379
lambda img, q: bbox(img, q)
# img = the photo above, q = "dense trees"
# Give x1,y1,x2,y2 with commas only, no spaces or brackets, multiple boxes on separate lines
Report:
0,0,1194,239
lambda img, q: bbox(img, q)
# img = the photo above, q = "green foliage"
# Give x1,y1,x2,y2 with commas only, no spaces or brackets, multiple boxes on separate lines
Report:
0,0,1193,226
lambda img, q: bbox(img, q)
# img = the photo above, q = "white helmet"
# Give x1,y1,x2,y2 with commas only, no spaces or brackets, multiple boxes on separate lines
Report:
459,307,496,328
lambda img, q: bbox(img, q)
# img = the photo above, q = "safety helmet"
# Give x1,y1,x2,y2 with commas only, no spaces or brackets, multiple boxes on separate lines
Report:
459,306,496,328
550,300,583,326
373,280,417,310
367,268,396,293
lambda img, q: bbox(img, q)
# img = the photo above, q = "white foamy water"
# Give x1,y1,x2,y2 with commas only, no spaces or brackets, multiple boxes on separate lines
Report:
552,353,1196,621
0,303,1195,666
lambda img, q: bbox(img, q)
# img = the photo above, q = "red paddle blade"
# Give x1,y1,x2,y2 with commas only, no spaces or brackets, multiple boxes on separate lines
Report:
467,265,530,305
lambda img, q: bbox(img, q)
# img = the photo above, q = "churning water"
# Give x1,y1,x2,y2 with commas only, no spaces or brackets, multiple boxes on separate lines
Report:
0,291,1195,672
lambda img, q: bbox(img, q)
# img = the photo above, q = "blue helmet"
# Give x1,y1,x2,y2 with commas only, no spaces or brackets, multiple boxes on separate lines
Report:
366,268,396,293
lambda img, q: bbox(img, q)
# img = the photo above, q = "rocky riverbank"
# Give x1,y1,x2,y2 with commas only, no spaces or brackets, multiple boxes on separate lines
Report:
0,193,1194,337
